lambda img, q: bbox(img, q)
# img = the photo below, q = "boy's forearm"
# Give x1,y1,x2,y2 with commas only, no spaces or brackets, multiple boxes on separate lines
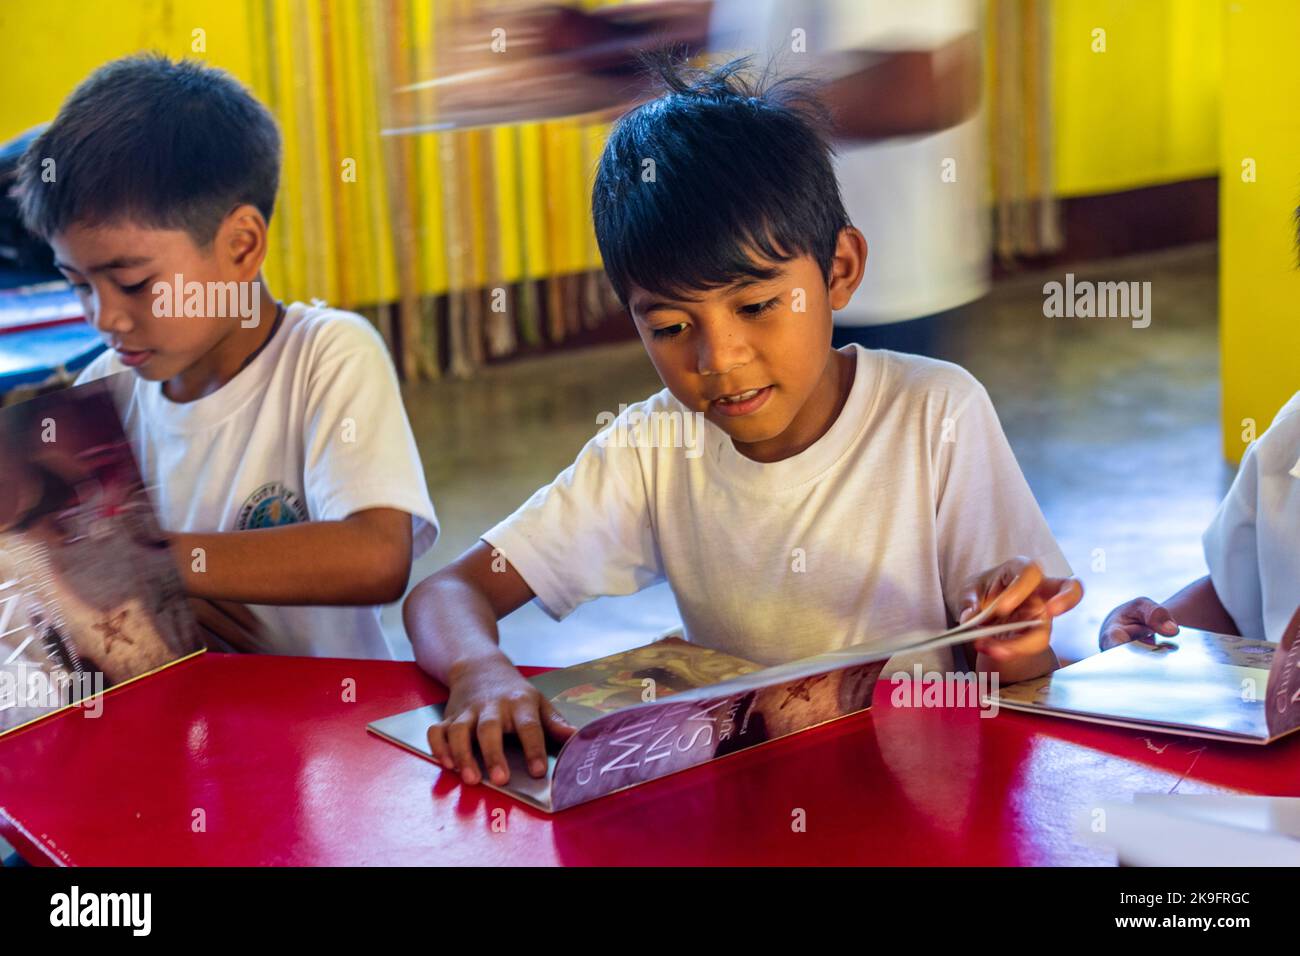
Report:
171,509,411,606
1164,575,1239,635
403,574,511,687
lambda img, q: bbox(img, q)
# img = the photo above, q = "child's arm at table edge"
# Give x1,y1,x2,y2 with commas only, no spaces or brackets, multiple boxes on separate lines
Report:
403,540,533,686
171,506,413,606
1100,575,1240,649
402,540,575,785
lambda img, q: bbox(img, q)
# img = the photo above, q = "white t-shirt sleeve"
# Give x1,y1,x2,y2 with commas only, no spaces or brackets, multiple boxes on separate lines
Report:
1202,438,1263,641
300,315,438,556
482,425,664,621
933,380,1072,621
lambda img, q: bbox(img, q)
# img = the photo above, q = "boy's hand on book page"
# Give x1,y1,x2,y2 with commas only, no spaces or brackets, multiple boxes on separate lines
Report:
1099,598,1179,651
429,655,576,787
957,558,1083,663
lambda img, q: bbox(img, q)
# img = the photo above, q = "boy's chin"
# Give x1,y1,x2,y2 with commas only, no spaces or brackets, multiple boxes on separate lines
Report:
707,409,788,445
123,357,172,381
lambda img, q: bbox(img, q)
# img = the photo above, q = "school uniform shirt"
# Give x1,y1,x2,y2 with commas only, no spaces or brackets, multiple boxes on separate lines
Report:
1203,392,1300,644
483,345,1070,673
75,301,438,659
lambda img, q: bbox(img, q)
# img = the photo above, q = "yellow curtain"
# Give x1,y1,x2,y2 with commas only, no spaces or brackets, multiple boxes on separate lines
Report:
986,0,1061,262
244,0,622,380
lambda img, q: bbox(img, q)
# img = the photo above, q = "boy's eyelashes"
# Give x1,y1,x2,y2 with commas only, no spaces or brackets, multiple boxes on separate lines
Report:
651,322,687,340
649,297,782,338
739,296,781,316
66,277,153,296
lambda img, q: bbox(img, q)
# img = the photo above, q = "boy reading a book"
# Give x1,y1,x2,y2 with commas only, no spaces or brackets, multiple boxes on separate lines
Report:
1101,391,1300,648
403,58,1083,787
14,55,438,659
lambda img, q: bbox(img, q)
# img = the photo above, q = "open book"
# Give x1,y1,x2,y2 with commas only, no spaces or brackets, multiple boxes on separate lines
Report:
369,606,1039,812
0,379,204,737
987,607,1300,744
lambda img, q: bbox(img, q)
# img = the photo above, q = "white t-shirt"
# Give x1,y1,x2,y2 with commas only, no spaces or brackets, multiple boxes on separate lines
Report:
76,301,438,659
484,345,1069,672
1203,392,1300,643
709,0,990,325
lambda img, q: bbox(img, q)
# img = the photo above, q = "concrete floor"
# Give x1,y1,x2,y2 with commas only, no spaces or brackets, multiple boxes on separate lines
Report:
386,242,1230,667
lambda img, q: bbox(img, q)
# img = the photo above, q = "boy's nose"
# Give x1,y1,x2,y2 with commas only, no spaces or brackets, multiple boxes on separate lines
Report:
83,291,131,335
88,296,134,337
695,320,751,377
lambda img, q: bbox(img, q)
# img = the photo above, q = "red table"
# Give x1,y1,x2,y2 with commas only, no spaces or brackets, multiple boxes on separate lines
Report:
1,652,1294,866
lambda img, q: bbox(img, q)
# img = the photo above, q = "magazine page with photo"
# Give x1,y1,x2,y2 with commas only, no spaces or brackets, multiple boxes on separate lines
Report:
0,378,203,736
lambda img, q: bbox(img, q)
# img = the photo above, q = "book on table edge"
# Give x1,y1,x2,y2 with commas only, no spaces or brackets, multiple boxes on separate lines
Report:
986,606,1300,745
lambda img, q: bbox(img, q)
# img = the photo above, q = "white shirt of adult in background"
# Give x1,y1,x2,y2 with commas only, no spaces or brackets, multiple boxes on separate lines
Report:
709,0,991,325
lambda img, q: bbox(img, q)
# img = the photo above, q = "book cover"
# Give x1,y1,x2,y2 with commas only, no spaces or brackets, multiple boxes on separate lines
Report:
0,379,204,736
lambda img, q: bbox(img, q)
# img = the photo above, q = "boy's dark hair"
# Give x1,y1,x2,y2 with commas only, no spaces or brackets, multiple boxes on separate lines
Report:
592,54,850,307
16,54,281,245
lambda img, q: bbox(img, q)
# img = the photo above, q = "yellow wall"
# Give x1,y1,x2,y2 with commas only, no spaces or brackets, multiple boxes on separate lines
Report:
0,2,254,133
1052,0,1221,196
1219,0,1300,462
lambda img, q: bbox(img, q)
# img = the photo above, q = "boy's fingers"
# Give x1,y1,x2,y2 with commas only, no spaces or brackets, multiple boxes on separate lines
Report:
956,567,1002,621
1101,621,1165,651
446,714,481,785
541,698,578,740
1099,624,1133,651
512,702,549,778
991,560,1042,618
427,721,454,770
1042,577,1084,617
475,705,510,786
1136,599,1179,635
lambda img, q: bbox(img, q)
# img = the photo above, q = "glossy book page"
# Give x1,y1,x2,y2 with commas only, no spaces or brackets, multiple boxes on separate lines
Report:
992,626,1294,742
0,379,204,736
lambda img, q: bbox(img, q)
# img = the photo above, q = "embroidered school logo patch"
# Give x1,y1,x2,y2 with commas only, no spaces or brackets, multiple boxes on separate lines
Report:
237,482,308,529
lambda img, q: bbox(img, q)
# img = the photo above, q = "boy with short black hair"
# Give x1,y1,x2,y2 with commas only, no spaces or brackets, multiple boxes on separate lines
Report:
404,57,1081,787
16,54,437,658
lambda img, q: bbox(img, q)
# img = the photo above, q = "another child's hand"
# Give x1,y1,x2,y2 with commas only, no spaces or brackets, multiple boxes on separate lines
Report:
188,597,268,653
1099,597,1179,650
956,557,1083,664
429,655,576,787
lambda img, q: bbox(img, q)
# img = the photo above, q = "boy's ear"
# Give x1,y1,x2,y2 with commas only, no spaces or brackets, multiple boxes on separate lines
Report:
218,204,269,279
827,226,867,311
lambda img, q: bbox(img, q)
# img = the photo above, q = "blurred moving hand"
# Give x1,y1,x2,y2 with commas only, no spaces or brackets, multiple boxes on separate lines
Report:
420,2,710,128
